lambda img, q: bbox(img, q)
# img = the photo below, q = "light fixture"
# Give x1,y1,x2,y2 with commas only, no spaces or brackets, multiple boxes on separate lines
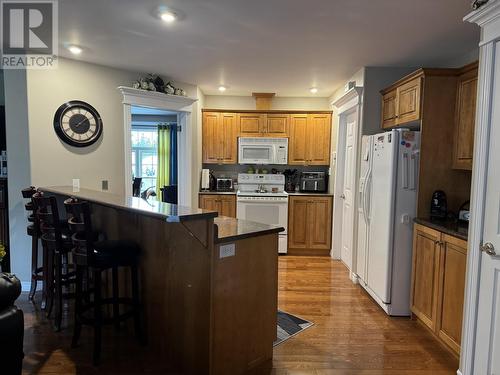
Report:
218,85,227,92
310,87,318,94
67,45,83,55
160,10,177,23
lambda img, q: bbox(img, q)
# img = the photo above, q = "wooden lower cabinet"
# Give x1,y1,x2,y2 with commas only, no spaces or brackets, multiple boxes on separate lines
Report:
411,223,467,356
199,194,236,218
288,195,332,255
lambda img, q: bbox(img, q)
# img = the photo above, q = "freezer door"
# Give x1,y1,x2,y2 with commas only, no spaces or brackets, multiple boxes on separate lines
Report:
366,130,398,303
356,135,373,284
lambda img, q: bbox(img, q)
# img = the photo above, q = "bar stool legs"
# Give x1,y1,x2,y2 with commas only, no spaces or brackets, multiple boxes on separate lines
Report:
28,234,39,300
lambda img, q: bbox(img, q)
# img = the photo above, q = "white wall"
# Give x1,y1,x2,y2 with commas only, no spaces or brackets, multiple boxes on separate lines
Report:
204,95,331,110
5,58,200,283
26,58,139,195
4,70,32,283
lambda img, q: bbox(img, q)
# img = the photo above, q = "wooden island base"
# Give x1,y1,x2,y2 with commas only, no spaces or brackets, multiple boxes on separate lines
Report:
43,187,282,375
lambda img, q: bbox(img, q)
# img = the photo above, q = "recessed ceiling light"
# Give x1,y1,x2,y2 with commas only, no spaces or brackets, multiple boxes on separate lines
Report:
218,85,227,92
160,10,177,23
310,87,318,94
67,45,83,55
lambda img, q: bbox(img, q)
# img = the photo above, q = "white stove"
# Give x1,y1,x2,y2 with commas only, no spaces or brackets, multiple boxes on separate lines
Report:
236,174,288,254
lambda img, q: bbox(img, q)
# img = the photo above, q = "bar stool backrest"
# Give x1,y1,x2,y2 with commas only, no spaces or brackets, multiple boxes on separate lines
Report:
32,192,64,252
64,198,95,265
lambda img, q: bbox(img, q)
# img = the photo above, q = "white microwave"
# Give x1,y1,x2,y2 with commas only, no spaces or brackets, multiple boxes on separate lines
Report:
238,137,288,165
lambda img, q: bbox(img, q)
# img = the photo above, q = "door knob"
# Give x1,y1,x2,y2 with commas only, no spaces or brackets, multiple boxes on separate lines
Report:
480,242,497,256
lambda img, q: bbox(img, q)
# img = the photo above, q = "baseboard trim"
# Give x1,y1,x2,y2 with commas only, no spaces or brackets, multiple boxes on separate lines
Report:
457,370,463,375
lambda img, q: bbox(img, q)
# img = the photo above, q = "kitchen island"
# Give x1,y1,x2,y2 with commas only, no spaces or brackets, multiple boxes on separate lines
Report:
40,186,284,374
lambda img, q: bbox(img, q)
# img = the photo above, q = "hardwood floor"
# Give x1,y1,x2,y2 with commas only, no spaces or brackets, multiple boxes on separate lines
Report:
18,256,458,374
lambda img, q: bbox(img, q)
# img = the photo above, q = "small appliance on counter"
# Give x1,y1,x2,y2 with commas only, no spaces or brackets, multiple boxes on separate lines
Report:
216,178,234,192
299,171,327,193
430,190,448,220
200,169,217,191
458,200,470,223
283,169,298,193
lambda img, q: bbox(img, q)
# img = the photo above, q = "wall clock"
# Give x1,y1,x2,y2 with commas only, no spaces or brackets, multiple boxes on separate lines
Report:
53,100,103,147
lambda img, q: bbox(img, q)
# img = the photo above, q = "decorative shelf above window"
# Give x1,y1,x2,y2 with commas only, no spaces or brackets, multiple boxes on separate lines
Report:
117,86,198,112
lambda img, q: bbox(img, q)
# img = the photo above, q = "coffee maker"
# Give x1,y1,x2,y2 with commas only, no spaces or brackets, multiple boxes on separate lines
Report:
430,190,447,220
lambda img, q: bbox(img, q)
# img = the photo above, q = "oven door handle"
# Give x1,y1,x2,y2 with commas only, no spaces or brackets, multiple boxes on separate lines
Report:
237,198,288,204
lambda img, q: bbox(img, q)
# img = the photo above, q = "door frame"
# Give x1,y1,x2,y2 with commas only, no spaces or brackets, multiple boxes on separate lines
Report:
118,87,197,206
331,87,363,281
460,4,500,375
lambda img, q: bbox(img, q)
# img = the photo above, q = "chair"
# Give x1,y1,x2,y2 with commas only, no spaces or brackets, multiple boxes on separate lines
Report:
160,185,178,204
21,186,44,304
32,192,75,331
0,272,24,375
64,197,142,365
132,177,142,197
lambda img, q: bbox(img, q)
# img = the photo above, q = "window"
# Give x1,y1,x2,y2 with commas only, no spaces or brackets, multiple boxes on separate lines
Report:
131,127,158,189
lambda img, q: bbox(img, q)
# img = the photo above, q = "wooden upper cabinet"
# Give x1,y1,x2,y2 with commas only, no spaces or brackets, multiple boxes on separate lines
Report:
202,112,237,164
289,114,332,166
289,114,309,164
266,114,289,137
381,89,398,129
239,113,288,137
239,113,265,137
396,77,422,124
436,234,467,354
288,195,333,255
308,114,332,165
411,224,441,331
381,74,423,128
453,63,478,170
202,112,222,163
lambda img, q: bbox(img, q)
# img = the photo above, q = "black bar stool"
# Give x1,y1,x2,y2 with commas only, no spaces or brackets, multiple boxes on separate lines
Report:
21,187,44,304
64,197,142,366
32,191,75,331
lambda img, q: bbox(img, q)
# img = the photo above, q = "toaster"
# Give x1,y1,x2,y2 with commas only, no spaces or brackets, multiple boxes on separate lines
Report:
216,178,234,192
300,172,327,193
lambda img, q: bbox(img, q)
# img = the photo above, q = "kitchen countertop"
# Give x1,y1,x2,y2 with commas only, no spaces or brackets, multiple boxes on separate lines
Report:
41,186,218,223
214,216,284,243
414,217,469,241
199,191,236,195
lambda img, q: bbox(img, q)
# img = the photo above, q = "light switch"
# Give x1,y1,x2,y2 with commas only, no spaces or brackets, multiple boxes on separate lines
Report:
72,179,80,192
401,214,410,224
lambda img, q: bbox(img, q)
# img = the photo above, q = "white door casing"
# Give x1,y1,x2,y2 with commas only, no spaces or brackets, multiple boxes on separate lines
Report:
341,114,356,270
118,87,197,206
332,87,363,280
461,2,500,375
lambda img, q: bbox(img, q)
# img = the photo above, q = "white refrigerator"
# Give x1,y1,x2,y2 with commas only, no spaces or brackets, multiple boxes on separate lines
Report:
357,129,420,316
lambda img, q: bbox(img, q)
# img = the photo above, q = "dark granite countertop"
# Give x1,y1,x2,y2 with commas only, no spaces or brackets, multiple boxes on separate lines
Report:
414,217,469,241
199,191,236,195
41,186,218,223
214,216,284,244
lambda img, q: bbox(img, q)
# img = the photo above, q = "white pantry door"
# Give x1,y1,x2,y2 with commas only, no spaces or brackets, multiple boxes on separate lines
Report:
341,112,356,269
473,40,500,375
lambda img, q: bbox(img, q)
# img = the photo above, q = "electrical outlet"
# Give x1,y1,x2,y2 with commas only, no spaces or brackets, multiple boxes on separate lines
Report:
219,244,235,259
102,180,109,191
72,179,80,192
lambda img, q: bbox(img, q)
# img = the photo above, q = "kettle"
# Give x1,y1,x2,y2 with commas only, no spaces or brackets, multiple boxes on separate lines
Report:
430,190,447,220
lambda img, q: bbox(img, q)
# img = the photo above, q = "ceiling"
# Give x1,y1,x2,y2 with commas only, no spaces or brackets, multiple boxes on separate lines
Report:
58,0,480,97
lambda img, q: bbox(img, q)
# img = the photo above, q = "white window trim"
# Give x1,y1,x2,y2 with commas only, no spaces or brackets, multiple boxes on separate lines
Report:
118,86,198,206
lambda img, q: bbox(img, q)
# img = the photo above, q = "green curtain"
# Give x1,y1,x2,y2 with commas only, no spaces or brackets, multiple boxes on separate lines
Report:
156,124,172,197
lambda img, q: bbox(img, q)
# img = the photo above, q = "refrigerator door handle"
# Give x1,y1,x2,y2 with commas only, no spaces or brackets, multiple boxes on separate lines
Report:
363,170,372,223
409,152,418,190
402,152,409,189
